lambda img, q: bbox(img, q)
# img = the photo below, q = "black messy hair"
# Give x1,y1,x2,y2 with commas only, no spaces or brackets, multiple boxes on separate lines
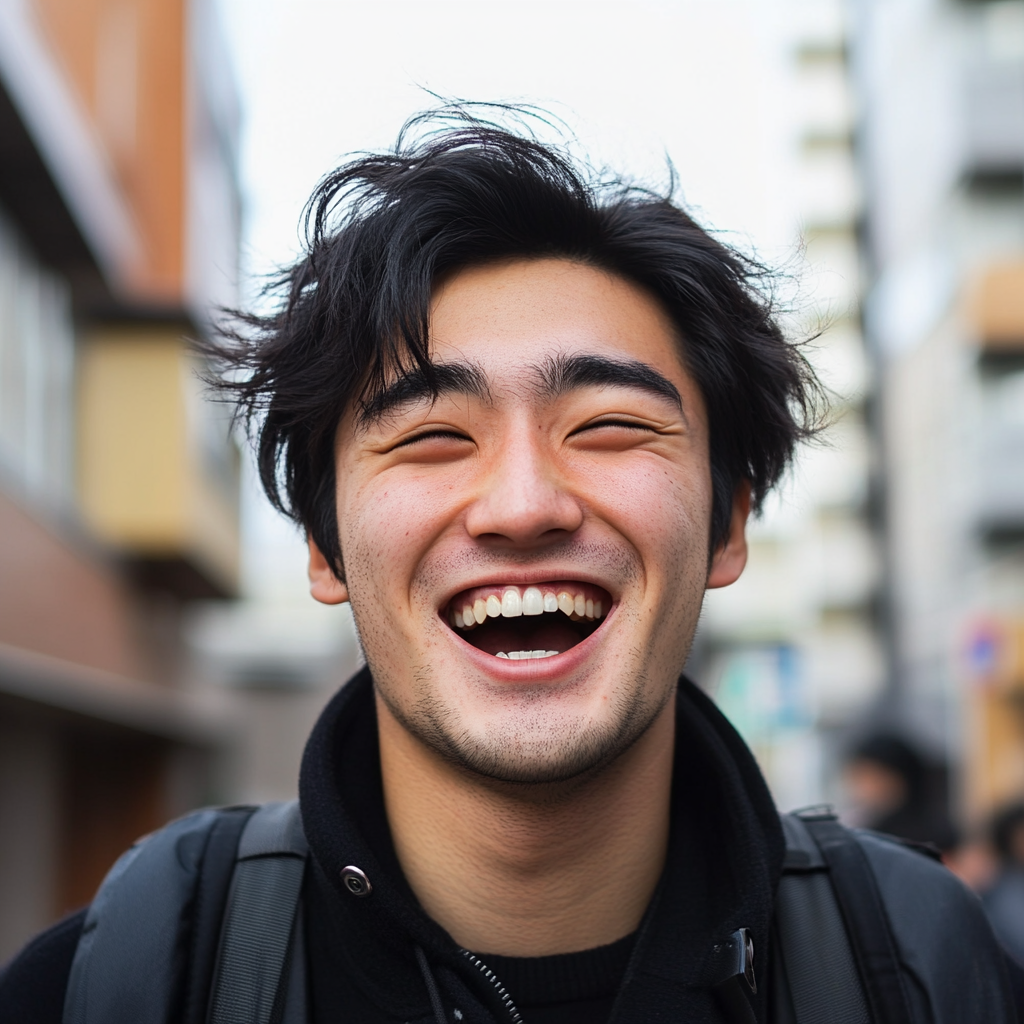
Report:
210,107,823,580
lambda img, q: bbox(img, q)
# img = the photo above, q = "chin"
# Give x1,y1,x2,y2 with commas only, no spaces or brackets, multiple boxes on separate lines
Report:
382,670,661,786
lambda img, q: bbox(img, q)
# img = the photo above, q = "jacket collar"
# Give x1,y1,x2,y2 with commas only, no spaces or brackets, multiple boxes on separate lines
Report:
299,667,784,1023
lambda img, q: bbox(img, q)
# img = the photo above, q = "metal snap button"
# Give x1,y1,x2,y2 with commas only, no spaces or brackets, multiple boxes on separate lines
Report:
341,865,372,896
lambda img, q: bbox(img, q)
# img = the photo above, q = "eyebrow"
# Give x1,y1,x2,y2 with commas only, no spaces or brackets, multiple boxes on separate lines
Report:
537,353,683,412
358,362,490,424
358,351,683,426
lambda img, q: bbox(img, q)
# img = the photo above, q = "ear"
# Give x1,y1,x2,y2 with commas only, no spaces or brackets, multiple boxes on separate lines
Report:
308,536,349,605
706,481,751,590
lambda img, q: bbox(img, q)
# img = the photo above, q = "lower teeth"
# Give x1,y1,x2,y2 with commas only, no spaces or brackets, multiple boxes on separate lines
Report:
495,650,559,660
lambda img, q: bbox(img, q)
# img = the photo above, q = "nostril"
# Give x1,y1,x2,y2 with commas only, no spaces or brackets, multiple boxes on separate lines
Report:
464,482,585,544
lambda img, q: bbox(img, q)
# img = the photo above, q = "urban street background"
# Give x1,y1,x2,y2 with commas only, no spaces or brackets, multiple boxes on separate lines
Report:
1,0,1023,964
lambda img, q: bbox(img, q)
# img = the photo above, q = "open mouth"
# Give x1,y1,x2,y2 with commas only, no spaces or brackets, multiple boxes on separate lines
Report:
445,581,611,660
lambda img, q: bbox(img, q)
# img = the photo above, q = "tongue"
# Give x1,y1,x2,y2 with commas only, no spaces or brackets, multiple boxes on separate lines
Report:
465,620,582,657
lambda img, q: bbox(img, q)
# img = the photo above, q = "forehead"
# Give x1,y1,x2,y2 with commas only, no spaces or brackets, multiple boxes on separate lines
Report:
428,259,690,389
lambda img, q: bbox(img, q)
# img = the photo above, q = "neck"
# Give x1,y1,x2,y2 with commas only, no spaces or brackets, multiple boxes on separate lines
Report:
376,694,675,957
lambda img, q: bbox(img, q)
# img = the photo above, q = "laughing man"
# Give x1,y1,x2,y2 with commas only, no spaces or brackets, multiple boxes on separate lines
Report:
3,113,1020,1024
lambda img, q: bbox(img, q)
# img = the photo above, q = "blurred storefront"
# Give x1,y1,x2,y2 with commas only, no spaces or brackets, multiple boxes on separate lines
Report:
0,0,241,959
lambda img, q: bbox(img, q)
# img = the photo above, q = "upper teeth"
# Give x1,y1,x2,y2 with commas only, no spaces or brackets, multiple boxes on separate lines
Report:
450,586,604,630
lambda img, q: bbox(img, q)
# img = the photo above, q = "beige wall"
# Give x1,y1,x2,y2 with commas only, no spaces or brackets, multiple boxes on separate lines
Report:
78,325,240,596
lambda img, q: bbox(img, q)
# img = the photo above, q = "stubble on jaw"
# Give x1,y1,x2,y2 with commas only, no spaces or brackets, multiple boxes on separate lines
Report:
373,664,667,788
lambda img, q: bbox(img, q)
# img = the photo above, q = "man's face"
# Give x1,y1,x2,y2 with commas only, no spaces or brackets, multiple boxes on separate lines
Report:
316,259,746,783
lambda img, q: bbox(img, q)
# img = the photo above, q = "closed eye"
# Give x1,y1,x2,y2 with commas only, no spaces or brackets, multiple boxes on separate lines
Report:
573,418,661,435
389,429,472,451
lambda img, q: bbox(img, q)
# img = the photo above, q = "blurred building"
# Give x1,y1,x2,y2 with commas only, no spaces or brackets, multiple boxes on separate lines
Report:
182,481,362,807
847,0,1024,825
0,0,241,960
702,0,1024,830
700,0,884,812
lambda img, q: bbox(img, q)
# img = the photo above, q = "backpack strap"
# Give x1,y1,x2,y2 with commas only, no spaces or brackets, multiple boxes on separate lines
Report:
207,800,309,1024
773,812,871,1024
63,806,254,1024
795,810,913,1024
183,809,262,1024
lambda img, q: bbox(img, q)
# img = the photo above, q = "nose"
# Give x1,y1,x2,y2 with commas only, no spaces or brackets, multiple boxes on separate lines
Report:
464,427,584,546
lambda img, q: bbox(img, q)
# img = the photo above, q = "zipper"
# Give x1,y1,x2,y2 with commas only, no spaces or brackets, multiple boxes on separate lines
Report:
460,950,524,1024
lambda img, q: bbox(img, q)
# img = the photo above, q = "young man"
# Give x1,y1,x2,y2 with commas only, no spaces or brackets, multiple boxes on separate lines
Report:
2,114,1020,1024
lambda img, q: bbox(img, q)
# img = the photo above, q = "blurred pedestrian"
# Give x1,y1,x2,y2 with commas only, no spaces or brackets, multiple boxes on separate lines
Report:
982,802,1024,965
843,732,958,850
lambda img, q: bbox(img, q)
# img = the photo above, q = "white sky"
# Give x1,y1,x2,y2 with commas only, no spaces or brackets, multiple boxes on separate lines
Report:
218,0,803,285
214,0,807,600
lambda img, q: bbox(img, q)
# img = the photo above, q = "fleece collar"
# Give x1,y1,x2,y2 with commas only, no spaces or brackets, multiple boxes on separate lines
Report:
298,667,784,1023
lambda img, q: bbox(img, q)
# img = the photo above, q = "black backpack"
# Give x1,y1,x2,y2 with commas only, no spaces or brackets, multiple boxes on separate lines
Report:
61,801,1016,1024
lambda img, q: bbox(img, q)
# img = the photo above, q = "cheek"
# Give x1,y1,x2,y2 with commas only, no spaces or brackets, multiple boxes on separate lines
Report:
337,471,457,601
579,457,712,567
600,463,711,669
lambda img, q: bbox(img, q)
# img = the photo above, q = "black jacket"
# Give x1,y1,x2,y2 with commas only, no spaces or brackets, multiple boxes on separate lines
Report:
298,668,784,1023
2,667,1022,1023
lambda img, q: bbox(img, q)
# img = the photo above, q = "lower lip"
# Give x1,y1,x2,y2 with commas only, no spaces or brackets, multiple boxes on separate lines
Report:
447,608,615,682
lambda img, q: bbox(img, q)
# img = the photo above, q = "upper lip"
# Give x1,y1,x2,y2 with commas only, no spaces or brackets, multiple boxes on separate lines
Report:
437,570,618,611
